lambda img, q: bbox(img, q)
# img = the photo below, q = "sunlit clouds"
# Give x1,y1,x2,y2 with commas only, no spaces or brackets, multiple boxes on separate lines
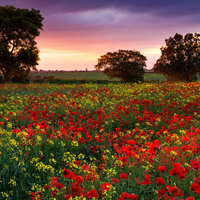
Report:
1,0,200,70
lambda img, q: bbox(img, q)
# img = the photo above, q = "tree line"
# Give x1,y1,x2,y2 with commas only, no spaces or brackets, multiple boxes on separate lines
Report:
0,5,200,83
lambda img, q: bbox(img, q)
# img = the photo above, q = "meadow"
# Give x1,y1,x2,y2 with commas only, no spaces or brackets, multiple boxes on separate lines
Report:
30,72,167,81
30,71,200,82
0,82,200,200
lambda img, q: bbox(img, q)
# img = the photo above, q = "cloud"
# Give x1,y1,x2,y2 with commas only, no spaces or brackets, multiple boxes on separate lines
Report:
2,0,200,70
2,0,200,17
2,0,200,33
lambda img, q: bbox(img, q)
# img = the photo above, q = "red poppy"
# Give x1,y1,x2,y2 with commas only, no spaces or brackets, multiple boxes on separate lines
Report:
172,163,181,168
194,175,200,184
111,178,119,184
74,160,81,166
178,173,186,180
156,177,166,185
81,164,91,171
119,173,129,180
168,186,184,196
191,159,200,170
64,194,73,200
169,168,181,176
51,188,58,198
119,192,138,200
32,117,37,121
142,174,152,184
86,175,97,182
30,192,35,197
86,189,98,198
158,166,167,172
157,189,166,199
134,178,141,185
101,182,111,192
116,128,121,132
186,197,195,200
118,156,129,166
180,145,189,152
196,187,200,195
127,140,136,145
74,175,84,183
50,177,57,185
190,182,200,191
63,168,72,179
55,183,64,189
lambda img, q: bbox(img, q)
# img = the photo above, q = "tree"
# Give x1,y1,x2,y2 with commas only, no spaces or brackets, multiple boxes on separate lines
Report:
153,33,200,82
95,50,147,82
0,6,43,82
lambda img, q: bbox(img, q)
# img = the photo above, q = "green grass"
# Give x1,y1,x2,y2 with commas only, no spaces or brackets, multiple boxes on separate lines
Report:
144,73,166,81
30,71,200,81
31,72,165,81
31,72,119,80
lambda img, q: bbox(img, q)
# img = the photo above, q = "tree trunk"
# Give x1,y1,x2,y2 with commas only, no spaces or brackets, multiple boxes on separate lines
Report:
185,72,190,82
183,66,189,82
0,67,10,82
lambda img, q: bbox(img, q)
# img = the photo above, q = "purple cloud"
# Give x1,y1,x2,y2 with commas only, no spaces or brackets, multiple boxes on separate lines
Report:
1,0,200,70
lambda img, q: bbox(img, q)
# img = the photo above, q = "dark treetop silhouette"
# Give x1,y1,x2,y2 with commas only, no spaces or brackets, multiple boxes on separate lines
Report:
95,50,147,83
0,6,43,83
153,33,200,82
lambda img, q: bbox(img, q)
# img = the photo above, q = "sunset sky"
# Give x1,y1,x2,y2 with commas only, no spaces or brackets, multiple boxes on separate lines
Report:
1,0,200,71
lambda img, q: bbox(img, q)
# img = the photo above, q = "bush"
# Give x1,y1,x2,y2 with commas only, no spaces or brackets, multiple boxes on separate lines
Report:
34,78,123,85
145,80,165,84
78,79,88,84
47,76,54,79
32,78,45,83
43,76,54,80
35,75,41,79
12,73,31,83
166,74,198,82
47,78,77,84
0,75,6,83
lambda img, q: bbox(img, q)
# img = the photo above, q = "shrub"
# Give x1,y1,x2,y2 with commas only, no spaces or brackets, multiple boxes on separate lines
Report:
35,75,41,79
32,78,45,83
0,75,6,83
12,73,31,83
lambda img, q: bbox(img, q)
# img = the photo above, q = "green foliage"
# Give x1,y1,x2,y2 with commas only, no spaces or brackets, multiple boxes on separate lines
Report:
34,75,41,79
32,78,45,83
0,75,6,83
32,72,120,80
32,78,122,84
46,78,121,84
11,69,31,83
47,78,78,84
95,50,147,82
0,6,43,82
31,71,175,82
154,33,200,82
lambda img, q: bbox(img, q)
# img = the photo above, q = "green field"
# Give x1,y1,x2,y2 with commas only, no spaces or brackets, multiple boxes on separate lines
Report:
31,72,166,81
30,71,200,81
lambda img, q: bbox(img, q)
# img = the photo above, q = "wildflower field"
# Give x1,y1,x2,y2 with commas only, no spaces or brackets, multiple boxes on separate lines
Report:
0,82,200,200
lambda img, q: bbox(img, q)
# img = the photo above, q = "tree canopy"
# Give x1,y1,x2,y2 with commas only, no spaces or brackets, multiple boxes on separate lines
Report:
153,33,200,82
0,6,43,82
95,50,147,82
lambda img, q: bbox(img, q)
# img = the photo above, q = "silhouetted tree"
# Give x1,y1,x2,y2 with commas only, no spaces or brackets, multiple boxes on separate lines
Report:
153,33,200,82
0,6,43,82
95,50,147,82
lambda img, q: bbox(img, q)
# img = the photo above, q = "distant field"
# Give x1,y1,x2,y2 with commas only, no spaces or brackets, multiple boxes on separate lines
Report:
30,72,119,80
30,72,166,81
30,71,200,81
144,73,166,81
